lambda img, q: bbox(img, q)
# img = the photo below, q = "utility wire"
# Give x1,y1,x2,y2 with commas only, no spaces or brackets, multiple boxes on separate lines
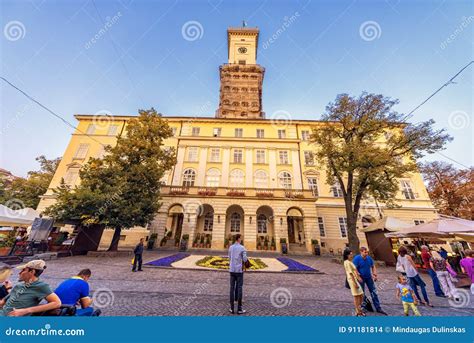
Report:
0,76,106,147
91,0,146,105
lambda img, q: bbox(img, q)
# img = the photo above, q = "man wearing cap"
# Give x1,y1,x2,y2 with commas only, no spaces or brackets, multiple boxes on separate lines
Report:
0,260,61,316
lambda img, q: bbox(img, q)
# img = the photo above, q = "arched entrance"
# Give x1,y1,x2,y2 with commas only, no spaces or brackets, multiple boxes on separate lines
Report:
167,204,184,241
256,206,274,249
286,207,304,245
225,205,244,242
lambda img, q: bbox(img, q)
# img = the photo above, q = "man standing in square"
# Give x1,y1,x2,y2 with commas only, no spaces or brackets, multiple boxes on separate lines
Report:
228,234,248,314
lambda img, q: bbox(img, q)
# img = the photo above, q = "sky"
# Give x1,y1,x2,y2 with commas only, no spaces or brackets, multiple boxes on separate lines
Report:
1,0,472,177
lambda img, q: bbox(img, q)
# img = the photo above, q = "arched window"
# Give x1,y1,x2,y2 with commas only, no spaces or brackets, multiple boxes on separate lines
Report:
279,171,293,189
257,214,267,234
182,169,196,187
204,212,214,231
206,168,220,187
229,169,245,187
230,212,241,232
254,170,268,188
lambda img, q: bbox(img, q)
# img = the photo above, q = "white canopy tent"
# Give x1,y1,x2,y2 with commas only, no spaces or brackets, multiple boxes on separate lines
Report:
0,204,39,227
385,217,474,238
360,216,413,233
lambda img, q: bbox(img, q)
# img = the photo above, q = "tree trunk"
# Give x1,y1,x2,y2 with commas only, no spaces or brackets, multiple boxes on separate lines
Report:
108,227,122,251
346,211,360,253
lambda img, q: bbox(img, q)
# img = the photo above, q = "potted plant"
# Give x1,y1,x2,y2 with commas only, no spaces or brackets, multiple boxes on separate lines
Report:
205,235,211,248
224,238,229,248
264,236,269,250
311,239,321,256
147,233,157,250
180,234,189,251
271,237,276,251
200,235,205,248
257,240,262,250
280,238,288,255
0,231,15,256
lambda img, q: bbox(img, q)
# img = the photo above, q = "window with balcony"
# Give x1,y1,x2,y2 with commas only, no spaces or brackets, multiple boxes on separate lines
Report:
209,148,220,162
192,127,200,136
278,129,286,139
338,217,348,238
256,150,265,164
233,149,243,163
317,217,326,237
206,168,220,187
229,169,245,187
256,129,264,138
74,143,89,159
278,171,293,189
187,147,198,162
307,177,319,196
235,128,243,138
279,151,289,164
254,170,268,188
304,151,315,166
182,169,196,187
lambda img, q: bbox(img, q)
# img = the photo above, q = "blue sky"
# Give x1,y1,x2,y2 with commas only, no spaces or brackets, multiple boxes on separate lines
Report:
1,0,472,177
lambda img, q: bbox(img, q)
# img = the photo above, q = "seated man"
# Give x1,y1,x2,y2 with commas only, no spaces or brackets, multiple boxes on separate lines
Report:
0,263,13,300
55,269,98,316
0,260,61,316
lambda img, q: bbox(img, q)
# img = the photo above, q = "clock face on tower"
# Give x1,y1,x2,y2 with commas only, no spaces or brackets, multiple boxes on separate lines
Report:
238,47,247,54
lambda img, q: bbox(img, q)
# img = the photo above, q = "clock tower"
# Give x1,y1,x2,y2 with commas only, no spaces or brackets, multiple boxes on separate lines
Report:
216,26,265,119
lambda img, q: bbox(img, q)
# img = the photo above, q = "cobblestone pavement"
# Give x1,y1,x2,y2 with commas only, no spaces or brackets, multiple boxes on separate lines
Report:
14,251,474,316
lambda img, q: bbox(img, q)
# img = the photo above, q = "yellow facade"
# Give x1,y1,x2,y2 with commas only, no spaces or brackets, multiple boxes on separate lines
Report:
37,25,437,252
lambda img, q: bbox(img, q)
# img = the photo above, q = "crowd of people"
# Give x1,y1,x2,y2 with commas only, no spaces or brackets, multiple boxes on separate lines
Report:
0,260,99,317
343,245,474,316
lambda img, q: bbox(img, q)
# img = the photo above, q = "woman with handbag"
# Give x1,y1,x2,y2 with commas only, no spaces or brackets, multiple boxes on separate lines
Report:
343,249,365,316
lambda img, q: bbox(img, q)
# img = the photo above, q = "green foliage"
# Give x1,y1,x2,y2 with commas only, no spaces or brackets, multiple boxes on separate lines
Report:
311,93,451,251
45,108,176,250
311,239,319,245
2,156,61,209
0,230,16,248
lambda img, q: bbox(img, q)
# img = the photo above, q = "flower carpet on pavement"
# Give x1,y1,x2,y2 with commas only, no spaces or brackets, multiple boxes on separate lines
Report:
277,257,319,272
145,253,190,267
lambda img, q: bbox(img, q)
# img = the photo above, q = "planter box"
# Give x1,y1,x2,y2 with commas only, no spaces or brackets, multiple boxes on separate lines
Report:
0,247,11,256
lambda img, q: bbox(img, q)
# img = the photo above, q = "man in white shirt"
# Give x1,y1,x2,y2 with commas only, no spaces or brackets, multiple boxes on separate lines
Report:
228,234,248,314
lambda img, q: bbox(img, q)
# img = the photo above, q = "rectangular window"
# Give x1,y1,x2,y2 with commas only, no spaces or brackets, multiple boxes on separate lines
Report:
187,147,198,162
331,183,343,197
278,129,286,139
107,125,119,136
192,127,200,136
301,130,310,141
171,127,177,136
74,143,89,159
86,124,95,135
213,128,221,137
233,149,243,163
307,177,319,196
256,129,265,138
338,217,348,238
414,220,425,225
210,148,220,162
304,151,315,166
235,128,243,138
279,151,289,164
64,169,79,185
317,217,326,237
256,150,266,164
401,180,415,199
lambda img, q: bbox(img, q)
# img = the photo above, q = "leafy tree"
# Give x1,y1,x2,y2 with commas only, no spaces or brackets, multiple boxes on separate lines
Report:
3,156,61,209
421,161,473,220
45,108,176,251
311,93,452,252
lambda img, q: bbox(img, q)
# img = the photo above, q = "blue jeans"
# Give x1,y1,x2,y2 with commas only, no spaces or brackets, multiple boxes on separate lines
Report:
427,268,444,296
409,274,429,303
230,272,244,311
360,276,382,311
76,307,94,316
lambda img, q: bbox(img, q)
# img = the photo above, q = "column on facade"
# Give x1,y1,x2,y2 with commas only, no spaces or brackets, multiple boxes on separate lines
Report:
211,212,225,249
291,149,302,189
171,146,186,186
220,146,230,187
268,148,277,188
181,213,198,244
196,146,208,186
244,214,256,250
245,148,253,188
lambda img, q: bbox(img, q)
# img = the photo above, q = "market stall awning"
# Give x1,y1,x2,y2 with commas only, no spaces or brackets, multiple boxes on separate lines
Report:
360,216,412,233
0,204,39,227
384,217,474,238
